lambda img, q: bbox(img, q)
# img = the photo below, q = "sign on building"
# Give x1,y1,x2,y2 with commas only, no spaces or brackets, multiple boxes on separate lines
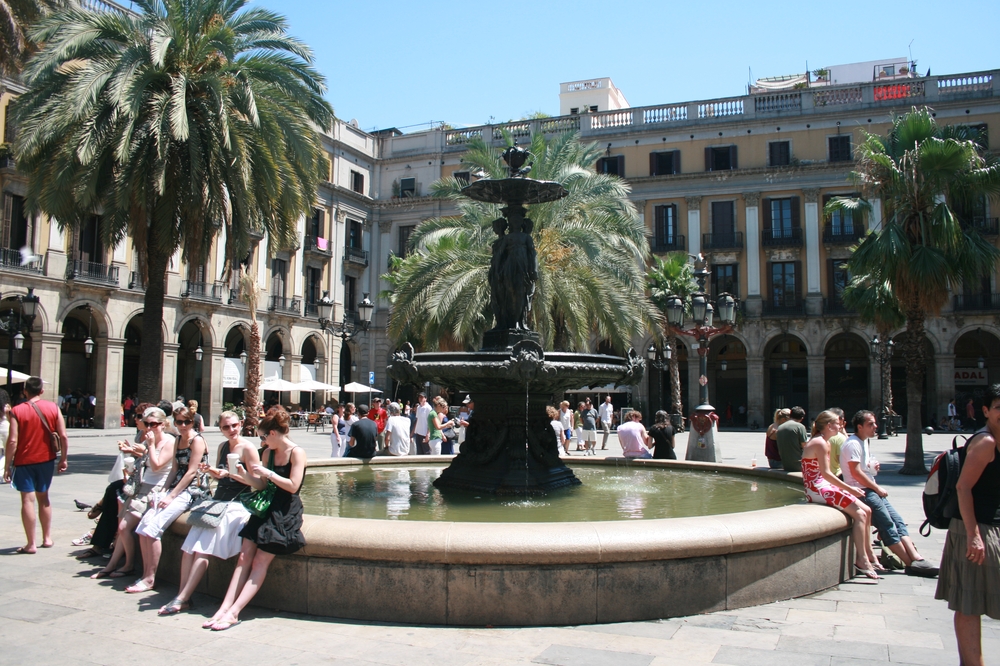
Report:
954,369,988,386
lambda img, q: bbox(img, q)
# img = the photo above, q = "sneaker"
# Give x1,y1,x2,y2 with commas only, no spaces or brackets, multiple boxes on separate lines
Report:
71,533,92,546
905,559,939,578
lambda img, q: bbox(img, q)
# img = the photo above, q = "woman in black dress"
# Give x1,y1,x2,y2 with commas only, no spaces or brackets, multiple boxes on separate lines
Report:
649,410,676,460
206,407,306,631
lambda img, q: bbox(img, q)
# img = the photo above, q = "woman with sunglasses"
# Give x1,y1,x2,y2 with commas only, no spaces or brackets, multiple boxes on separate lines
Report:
129,406,209,593
91,407,175,580
158,411,260,616
205,407,306,630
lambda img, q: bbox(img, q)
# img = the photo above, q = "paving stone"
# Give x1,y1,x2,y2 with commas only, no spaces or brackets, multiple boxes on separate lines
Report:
886,645,960,666
574,620,681,640
0,598,82,623
532,644,654,666
776,635,888,661
828,658,887,666
785,608,886,628
677,614,736,629
712,646,830,666
831,626,943,649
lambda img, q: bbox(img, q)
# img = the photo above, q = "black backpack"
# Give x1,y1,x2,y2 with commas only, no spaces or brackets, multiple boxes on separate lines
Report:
919,431,978,536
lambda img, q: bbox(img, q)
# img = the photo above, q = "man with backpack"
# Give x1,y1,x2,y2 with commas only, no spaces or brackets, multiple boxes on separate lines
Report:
841,409,938,578
935,383,1000,666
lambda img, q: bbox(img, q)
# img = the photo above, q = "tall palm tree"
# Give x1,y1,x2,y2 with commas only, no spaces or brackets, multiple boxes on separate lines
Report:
646,252,697,417
13,0,334,402
382,131,660,353
239,273,260,434
828,108,1000,474
0,0,64,80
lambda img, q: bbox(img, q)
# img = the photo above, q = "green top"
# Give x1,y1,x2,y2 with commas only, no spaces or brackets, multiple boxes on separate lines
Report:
574,410,583,428
828,432,847,476
428,412,443,440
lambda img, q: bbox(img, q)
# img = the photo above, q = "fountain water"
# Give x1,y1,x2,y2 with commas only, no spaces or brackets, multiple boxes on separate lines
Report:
388,145,643,494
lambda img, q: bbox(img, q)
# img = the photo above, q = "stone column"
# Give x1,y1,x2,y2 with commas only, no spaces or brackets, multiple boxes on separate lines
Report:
746,355,766,427
686,196,702,257
161,342,179,403
807,355,825,419
935,354,956,425
687,345,702,415
803,189,823,316
290,353,303,406
208,346,226,427
869,355,882,415
742,192,762,317
31,331,62,389
96,338,125,429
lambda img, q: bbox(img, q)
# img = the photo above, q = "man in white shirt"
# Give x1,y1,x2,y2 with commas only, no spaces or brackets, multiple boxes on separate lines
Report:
598,395,615,450
840,409,937,578
411,393,432,455
383,402,410,456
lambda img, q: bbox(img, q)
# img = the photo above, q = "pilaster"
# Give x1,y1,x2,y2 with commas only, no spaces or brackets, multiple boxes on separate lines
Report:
96,337,125,428
935,354,956,425
742,192,761,297
31,331,63,391
162,342,180,403
745,355,766,428
686,196,702,257
806,355,825,419
209,346,226,427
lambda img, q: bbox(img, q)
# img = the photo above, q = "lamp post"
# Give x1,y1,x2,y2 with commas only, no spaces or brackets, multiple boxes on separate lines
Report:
661,258,737,409
2,289,39,399
645,343,672,415
870,335,894,439
318,290,374,341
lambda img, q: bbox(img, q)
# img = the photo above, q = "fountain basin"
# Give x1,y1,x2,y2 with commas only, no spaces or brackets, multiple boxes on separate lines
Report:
161,458,851,626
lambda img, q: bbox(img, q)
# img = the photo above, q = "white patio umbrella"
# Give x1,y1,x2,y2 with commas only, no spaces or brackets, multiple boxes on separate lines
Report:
0,367,48,383
342,381,381,408
297,379,341,392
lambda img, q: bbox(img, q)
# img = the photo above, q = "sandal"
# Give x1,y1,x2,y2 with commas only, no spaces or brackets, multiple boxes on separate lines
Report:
76,548,103,560
854,564,881,580
158,597,191,616
108,569,134,579
125,579,154,593
210,618,241,631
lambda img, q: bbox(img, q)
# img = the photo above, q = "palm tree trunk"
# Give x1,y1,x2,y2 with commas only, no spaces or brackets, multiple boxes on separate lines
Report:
668,333,683,418
137,249,168,403
243,323,261,435
901,311,928,475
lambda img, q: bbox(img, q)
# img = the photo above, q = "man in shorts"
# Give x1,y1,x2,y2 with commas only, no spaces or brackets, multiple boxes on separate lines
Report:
581,398,599,455
3,376,69,553
598,395,614,450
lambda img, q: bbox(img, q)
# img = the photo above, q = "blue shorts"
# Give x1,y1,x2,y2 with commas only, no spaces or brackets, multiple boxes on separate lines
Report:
12,460,56,493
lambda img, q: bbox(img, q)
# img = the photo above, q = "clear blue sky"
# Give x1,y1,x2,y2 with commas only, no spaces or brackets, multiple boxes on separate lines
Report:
252,0,997,133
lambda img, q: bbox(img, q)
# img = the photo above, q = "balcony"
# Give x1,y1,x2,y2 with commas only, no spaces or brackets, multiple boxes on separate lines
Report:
66,260,119,287
0,155,15,170
127,271,145,290
0,247,43,274
824,298,856,315
650,235,686,253
953,292,1000,312
345,246,369,267
968,217,1000,237
304,302,319,318
702,232,743,251
182,280,225,302
269,295,301,316
304,235,333,258
762,227,803,247
762,299,806,317
247,228,265,243
823,223,865,244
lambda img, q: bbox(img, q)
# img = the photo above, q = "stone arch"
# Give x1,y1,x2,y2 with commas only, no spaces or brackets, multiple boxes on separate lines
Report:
823,332,871,421
174,314,215,349
56,298,111,337
763,333,810,415
707,333,748,425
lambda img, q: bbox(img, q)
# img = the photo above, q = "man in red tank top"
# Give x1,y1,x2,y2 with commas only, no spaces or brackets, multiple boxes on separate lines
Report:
3,377,69,553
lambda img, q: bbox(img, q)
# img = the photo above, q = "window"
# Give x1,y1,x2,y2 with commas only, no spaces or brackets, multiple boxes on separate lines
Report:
769,141,790,167
823,194,855,236
769,261,800,306
453,171,470,186
347,219,363,249
399,177,416,198
398,225,415,257
345,276,356,312
3,101,15,144
1,193,31,250
306,266,322,306
596,155,624,176
711,201,735,235
828,135,852,162
705,145,737,171
649,151,680,176
653,205,678,248
712,264,738,298
76,215,104,264
589,105,598,113
962,123,989,151
308,208,324,239
351,170,365,195
828,260,849,305
570,107,579,115
271,258,287,298
766,197,800,235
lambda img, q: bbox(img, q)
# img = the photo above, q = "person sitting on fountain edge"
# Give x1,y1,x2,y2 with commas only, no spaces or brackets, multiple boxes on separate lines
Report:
347,405,378,459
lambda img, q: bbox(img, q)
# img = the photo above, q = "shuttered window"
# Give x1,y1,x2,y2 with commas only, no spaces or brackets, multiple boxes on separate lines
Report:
649,151,680,176
705,145,737,171
597,155,624,176
768,261,801,307
769,141,790,166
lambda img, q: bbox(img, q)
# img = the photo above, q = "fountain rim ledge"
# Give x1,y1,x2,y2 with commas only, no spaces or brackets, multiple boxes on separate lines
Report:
170,458,846,566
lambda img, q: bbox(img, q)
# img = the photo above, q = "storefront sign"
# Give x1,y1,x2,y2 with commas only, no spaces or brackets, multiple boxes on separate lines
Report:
222,358,245,388
955,369,988,386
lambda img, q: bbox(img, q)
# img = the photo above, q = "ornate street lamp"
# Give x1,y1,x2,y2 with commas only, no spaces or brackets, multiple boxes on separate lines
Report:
844,359,851,372
321,291,375,342
781,359,789,372
870,335,895,439
239,350,248,366
660,256,738,409
278,354,286,368
195,346,204,362
1,288,40,397
720,359,728,372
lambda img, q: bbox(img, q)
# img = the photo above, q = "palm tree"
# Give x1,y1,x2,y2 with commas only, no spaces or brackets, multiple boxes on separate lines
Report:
382,131,660,353
646,252,697,417
239,273,261,435
828,108,1000,474
13,0,334,402
0,0,64,80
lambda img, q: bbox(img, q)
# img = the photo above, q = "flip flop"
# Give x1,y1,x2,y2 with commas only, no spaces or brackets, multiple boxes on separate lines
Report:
854,565,881,580
15,547,36,554
210,619,241,631
90,571,112,579
107,569,134,579
40,543,53,548
158,598,191,616
76,548,102,559
125,580,154,593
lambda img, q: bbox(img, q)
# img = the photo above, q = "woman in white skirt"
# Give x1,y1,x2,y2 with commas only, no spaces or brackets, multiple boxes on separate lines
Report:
158,411,260,616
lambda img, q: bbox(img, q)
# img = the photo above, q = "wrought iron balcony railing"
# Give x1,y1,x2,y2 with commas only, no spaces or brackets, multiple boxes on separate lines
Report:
824,298,856,315
0,247,43,274
953,292,1000,312
762,227,803,247
345,247,369,267
66,260,119,286
761,299,806,317
304,235,333,258
268,295,301,316
181,280,225,301
822,223,865,244
702,232,743,251
650,235,686,253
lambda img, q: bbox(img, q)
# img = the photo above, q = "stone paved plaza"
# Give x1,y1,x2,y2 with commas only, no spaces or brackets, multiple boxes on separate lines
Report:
1,425,997,665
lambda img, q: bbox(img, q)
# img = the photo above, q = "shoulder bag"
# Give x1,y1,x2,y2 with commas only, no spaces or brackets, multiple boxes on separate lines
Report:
186,498,230,529
28,401,61,458
240,448,276,519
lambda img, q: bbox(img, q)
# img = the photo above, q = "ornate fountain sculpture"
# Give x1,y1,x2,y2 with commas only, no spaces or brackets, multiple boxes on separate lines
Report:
388,145,643,494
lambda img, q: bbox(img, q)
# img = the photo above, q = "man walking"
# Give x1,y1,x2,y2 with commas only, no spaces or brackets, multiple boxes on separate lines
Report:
3,376,69,553
382,402,411,456
776,406,808,472
411,393,432,455
580,398,599,456
841,410,938,577
598,395,614,450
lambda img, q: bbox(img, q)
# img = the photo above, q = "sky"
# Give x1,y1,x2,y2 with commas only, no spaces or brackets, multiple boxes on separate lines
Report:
251,0,998,134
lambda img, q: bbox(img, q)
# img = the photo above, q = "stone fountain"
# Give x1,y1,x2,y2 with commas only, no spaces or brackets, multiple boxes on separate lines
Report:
388,145,644,494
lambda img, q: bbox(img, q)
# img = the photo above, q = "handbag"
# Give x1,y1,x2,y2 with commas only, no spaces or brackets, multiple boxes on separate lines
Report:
28,401,61,458
186,498,229,529
240,449,276,519
119,451,146,500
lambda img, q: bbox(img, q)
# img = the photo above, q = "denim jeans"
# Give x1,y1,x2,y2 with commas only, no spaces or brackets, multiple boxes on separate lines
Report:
862,489,910,547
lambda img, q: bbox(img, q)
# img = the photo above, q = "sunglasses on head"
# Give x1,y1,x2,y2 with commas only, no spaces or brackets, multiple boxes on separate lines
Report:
175,419,193,426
